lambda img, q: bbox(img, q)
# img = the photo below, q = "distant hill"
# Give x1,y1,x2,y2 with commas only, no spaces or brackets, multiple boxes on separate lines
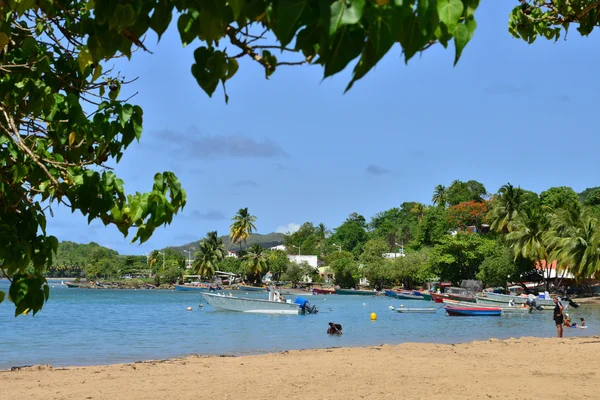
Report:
168,232,286,254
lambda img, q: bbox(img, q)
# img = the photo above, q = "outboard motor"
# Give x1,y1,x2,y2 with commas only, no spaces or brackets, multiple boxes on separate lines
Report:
564,297,580,308
525,298,543,311
295,296,319,314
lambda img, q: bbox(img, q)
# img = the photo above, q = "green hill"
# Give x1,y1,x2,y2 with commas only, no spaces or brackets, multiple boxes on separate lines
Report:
168,232,285,254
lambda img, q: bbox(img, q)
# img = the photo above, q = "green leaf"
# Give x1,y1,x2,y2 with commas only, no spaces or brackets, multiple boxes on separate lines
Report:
0,32,9,48
453,23,469,65
177,13,198,46
394,13,429,63
347,7,395,91
77,47,93,73
150,0,174,40
277,0,310,47
322,26,366,77
120,104,134,128
229,0,245,20
437,0,464,31
191,47,228,96
92,64,103,82
154,173,165,192
0,291,5,304
330,0,366,36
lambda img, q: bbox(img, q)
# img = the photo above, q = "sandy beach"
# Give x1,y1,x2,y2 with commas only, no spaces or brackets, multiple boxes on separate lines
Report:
2,336,599,400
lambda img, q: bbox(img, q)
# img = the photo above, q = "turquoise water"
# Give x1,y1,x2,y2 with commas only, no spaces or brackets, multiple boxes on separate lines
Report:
1,280,598,369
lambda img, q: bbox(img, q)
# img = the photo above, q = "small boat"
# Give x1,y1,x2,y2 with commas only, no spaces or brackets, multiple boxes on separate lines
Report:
444,299,534,313
202,292,318,315
384,289,398,298
444,306,502,316
446,293,477,303
396,307,437,313
313,287,336,295
335,288,378,296
237,284,266,292
174,284,222,292
395,292,425,300
420,292,433,301
481,292,559,307
65,282,81,288
430,293,448,303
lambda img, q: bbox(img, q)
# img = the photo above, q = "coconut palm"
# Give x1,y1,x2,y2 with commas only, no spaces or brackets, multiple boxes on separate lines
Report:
243,243,268,284
192,241,220,278
489,183,525,234
411,203,427,222
230,207,257,250
546,207,600,280
506,205,553,289
203,231,227,260
432,185,447,209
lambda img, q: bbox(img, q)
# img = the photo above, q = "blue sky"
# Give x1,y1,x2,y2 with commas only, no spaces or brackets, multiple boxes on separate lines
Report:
48,2,600,254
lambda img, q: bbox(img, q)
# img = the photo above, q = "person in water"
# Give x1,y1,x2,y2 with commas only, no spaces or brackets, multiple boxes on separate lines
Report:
580,317,586,327
563,313,572,328
327,322,342,335
553,297,564,338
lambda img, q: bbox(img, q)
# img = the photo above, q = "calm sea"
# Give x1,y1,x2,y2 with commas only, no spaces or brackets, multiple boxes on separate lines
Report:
1,280,598,369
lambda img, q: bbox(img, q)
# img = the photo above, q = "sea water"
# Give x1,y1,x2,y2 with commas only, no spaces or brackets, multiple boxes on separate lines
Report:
1,280,598,369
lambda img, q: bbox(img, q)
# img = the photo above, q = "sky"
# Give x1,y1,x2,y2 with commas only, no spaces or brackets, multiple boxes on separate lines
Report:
47,2,600,255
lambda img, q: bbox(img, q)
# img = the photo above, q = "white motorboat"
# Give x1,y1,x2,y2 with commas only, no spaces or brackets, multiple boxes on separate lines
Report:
202,290,317,315
480,292,567,308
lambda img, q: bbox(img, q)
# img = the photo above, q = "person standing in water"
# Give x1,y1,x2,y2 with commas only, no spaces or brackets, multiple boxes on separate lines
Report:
553,297,564,338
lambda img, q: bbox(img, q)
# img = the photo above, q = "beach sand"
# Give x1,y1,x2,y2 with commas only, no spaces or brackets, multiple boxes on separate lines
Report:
2,336,599,400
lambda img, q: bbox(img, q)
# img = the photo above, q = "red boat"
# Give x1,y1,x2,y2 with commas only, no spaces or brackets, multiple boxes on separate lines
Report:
312,287,336,295
431,292,448,303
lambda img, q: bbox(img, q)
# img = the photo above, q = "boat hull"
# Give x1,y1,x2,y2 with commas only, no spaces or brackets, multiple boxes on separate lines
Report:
481,292,558,307
313,288,336,295
396,308,437,313
446,293,476,303
174,285,222,292
431,293,447,303
444,306,502,316
237,285,266,292
202,293,300,314
395,292,425,300
420,292,433,301
335,288,377,296
445,300,533,313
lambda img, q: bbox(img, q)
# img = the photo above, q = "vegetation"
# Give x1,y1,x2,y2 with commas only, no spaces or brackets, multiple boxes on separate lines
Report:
3,0,600,314
230,208,258,251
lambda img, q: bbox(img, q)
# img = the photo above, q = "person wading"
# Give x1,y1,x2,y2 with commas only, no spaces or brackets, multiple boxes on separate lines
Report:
553,297,564,338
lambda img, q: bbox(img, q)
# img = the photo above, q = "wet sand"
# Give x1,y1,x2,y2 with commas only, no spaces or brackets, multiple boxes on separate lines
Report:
2,336,599,400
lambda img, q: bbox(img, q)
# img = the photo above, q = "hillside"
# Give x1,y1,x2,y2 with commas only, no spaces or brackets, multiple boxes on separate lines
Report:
169,232,285,254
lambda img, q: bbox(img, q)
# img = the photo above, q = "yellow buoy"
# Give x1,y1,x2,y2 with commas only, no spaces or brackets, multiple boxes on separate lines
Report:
370,312,377,321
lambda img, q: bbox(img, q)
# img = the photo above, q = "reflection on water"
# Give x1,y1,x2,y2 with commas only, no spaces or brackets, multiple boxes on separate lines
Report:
1,280,598,368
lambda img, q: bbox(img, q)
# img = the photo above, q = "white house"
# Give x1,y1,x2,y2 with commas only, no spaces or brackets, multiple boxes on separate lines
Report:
269,244,286,251
383,252,405,259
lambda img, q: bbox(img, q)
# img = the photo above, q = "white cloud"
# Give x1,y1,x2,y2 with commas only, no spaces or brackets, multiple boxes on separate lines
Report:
276,223,301,234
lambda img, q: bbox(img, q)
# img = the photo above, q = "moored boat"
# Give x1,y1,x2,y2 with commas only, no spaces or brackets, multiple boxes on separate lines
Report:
475,297,554,311
431,292,448,303
174,284,222,292
396,307,437,313
444,299,534,313
395,291,425,300
446,293,477,303
420,292,433,301
481,292,560,308
444,306,502,316
336,288,378,296
237,284,266,292
202,292,318,315
313,287,336,295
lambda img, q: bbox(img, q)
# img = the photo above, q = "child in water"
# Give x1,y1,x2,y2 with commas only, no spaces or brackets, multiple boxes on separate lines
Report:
327,322,342,335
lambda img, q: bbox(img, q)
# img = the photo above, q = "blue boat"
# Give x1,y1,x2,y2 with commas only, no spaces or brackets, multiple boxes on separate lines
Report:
174,284,222,292
384,289,398,297
444,306,501,316
395,291,425,300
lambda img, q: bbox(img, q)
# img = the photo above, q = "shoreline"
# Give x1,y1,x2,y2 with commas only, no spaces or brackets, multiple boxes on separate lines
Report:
3,336,599,400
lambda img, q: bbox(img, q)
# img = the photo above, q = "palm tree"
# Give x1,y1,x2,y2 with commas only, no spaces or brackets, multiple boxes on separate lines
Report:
489,183,525,234
432,185,447,209
193,241,220,278
230,207,257,250
546,207,600,280
316,223,330,255
243,243,268,284
411,203,427,222
506,206,552,289
203,231,227,260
